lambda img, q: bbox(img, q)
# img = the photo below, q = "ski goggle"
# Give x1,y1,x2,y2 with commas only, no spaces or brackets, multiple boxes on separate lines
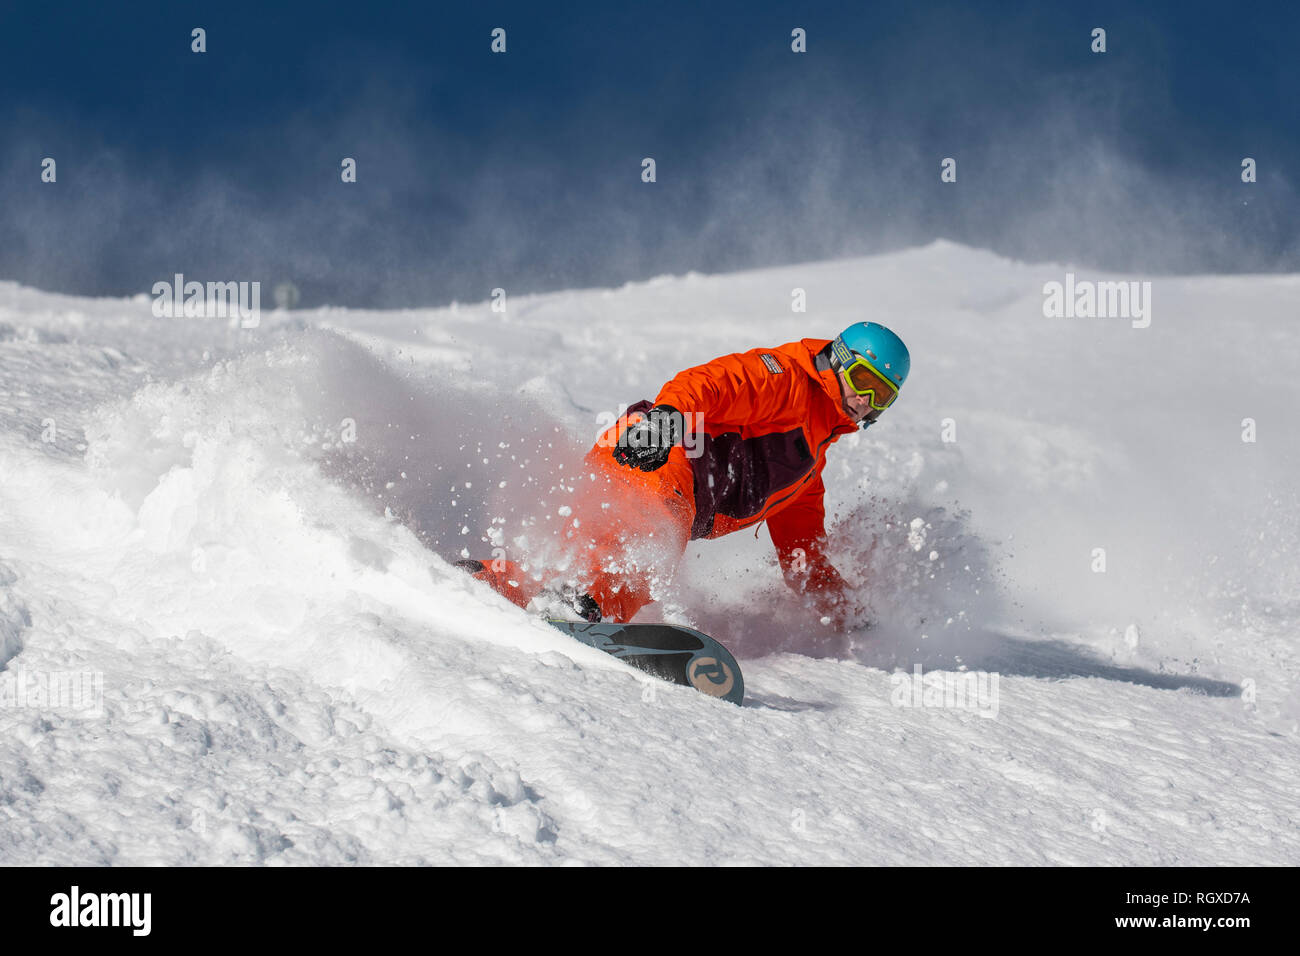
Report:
838,352,900,411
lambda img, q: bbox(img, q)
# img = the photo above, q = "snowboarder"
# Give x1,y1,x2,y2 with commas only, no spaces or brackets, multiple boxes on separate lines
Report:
463,322,911,626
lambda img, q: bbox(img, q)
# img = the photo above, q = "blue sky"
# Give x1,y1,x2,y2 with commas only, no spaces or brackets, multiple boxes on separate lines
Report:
2,0,1296,306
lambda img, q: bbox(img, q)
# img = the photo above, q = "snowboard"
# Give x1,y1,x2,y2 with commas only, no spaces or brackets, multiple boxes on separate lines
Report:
547,620,744,705
453,558,743,704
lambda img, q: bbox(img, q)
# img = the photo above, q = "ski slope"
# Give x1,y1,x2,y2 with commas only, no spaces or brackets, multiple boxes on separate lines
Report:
1,241,1296,865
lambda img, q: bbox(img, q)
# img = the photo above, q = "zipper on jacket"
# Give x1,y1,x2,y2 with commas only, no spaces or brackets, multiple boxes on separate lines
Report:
737,429,841,532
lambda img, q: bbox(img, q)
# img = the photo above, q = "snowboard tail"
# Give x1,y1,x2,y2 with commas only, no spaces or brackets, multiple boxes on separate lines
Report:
547,620,744,705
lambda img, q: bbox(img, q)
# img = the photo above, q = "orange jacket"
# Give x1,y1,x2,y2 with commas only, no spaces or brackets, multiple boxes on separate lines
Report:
653,338,858,578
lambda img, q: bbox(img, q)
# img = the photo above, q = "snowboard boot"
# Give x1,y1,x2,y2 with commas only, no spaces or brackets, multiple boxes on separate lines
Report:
529,583,603,623
456,560,600,622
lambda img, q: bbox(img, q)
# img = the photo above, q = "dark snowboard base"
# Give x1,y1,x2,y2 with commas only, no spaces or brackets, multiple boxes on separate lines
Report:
547,620,744,705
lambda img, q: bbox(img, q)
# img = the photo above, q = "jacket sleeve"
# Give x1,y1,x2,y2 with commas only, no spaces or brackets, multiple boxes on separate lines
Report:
766,468,829,576
654,350,798,429
766,467,851,603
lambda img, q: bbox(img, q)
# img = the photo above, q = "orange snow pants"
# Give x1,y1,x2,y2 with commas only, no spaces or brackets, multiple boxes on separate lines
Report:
471,410,697,623
571,415,698,622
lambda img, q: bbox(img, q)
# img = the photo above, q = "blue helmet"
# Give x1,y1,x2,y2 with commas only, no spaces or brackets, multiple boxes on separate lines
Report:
832,322,911,390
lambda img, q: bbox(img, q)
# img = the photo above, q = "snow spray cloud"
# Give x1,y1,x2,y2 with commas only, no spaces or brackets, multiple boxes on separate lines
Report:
298,328,594,561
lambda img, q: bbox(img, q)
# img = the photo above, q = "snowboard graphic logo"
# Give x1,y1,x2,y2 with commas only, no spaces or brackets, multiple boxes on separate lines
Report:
688,657,735,697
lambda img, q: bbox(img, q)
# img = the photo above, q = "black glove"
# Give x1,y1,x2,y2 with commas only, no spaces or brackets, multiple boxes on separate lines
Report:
612,404,684,472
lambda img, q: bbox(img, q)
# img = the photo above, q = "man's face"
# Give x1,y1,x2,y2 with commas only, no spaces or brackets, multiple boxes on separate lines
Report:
837,371,885,426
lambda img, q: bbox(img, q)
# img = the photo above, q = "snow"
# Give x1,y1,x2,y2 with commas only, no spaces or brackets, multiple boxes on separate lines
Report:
1,240,1296,864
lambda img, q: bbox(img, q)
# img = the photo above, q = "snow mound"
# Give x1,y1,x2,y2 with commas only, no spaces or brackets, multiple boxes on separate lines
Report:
1,245,1297,864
